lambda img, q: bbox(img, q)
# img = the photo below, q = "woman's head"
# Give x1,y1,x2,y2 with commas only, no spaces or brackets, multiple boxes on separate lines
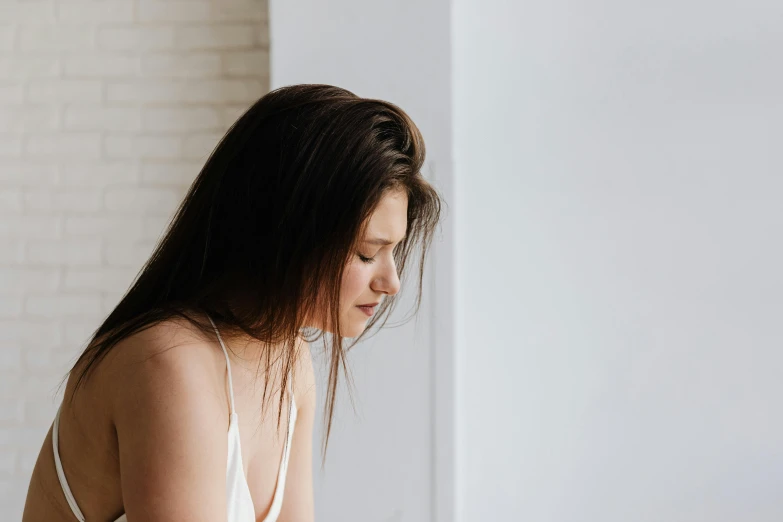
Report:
305,185,408,338
72,84,443,449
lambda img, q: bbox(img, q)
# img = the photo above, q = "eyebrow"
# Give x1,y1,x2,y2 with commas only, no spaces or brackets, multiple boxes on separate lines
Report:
363,236,406,246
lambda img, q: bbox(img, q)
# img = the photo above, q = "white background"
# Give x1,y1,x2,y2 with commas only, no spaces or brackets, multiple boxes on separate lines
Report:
453,0,783,520
270,1,453,521
275,0,783,520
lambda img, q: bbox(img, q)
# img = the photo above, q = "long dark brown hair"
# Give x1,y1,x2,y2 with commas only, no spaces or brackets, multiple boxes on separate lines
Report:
67,84,442,453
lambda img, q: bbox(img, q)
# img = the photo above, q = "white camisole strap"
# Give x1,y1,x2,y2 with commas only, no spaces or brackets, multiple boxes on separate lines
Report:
208,315,297,522
52,405,86,522
265,374,298,519
208,315,237,416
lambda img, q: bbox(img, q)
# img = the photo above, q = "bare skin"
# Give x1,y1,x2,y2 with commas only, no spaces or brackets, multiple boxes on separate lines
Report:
22,188,407,521
23,318,316,522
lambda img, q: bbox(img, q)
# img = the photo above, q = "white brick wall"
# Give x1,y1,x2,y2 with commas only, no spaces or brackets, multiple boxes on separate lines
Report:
0,1,269,517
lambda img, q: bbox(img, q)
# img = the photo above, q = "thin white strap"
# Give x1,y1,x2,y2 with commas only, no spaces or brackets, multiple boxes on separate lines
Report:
52,405,86,522
207,315,236,415
264,389,298,520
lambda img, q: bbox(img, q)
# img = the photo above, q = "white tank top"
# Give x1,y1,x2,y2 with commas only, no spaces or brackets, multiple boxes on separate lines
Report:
51,316,297,522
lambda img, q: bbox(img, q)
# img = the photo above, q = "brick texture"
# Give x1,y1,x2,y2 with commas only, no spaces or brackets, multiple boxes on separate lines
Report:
0,1,269,517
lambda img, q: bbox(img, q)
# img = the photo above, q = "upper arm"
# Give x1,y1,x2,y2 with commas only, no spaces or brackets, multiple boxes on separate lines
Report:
278,337,316,522
111,332,228,521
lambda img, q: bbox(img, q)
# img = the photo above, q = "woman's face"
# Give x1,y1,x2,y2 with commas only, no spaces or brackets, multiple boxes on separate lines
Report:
308,188,408,337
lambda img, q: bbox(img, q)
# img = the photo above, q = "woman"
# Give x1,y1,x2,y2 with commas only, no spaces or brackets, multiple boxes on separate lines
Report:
22,84,442,521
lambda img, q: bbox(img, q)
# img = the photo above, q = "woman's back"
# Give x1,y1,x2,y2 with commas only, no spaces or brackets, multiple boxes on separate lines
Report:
23,316,312,522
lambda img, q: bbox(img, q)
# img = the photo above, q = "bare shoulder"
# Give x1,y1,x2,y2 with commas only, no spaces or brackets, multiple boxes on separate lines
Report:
101,316,227,425
105,316,218,367
97,317,230,519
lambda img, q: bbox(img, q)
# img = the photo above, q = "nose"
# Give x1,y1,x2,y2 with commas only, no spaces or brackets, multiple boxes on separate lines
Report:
372,258,401,296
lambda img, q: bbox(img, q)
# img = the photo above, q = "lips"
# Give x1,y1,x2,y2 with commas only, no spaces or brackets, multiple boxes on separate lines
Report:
356,303,377,317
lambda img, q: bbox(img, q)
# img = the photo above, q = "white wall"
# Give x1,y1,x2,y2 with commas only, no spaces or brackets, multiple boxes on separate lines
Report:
454,0,783,520
0,1,268,519
269,1,454,521
8,1,776,520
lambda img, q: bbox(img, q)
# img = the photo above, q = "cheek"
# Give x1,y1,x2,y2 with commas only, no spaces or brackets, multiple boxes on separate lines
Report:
340,262,370,307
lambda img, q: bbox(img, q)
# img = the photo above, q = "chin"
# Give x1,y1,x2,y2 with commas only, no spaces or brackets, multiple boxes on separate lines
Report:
318,320,366,339
341,323,366,339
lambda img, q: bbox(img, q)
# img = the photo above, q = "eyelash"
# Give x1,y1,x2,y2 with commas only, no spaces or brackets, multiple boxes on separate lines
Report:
359,241,404,264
